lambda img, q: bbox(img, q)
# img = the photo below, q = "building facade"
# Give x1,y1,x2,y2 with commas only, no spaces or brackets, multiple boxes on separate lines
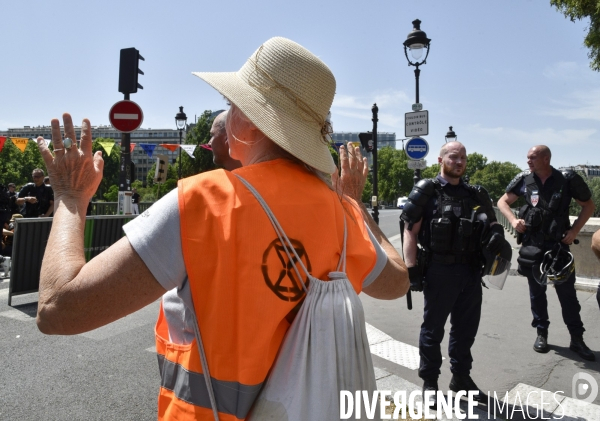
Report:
558,165,600,179
0,125,184,183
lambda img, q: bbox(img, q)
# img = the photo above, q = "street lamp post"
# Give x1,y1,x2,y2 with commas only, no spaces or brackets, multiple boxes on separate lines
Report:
371,104,379,225
445,126,457,143
175,106,187,180
403,19,431,185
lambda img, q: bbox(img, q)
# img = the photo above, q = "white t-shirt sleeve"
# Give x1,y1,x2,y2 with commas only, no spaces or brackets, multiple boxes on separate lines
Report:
123,190,388,291
122,188,186,291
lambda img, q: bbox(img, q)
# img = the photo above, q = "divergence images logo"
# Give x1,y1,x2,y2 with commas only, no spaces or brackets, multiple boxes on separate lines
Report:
262,238,311,302
572,372,598,403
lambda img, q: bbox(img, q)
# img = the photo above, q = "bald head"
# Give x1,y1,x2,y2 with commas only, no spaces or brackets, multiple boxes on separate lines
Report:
209,110,241,171
439,141,466,158
529,145,551,160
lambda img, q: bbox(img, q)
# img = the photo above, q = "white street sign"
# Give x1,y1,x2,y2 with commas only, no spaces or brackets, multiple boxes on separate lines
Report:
405,110,429,137
407,159,427,170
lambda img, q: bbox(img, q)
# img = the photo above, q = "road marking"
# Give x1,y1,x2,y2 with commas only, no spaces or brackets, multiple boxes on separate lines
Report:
366,323,436,370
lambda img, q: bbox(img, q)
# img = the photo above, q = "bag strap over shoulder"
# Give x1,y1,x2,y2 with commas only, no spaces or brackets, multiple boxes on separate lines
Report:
234,173,348,282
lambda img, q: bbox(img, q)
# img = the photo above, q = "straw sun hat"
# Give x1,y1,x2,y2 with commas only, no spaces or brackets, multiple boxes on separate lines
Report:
193,37,337,174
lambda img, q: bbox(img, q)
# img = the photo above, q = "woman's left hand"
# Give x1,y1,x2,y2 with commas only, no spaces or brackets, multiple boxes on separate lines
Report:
332,144,368,203
37,113,104,203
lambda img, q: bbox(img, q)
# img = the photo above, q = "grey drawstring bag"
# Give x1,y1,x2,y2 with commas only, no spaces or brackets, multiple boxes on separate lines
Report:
232,175,377,421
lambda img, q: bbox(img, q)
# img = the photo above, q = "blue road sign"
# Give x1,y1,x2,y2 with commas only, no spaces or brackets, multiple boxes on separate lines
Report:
405,137,429,160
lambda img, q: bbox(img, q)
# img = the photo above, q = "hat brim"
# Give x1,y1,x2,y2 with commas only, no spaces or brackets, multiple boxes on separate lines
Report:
193,71,336,174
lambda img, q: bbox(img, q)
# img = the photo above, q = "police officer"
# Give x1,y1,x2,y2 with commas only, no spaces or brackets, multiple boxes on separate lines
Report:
402,141,504,400
16,168,54,218
592,229,600,310
497,145,596,361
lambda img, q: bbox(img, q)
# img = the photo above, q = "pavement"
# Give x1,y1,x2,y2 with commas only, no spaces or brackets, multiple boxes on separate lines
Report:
364,231,600,420
0,217,598,420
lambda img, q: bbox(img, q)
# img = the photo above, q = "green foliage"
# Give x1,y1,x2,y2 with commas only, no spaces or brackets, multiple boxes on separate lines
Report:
94,138,121,200
179,110,217,177
569,174,600,217
0,138,46,187
551,0,600,71
103,184,119,202
470,161,522,204
465,153,487,179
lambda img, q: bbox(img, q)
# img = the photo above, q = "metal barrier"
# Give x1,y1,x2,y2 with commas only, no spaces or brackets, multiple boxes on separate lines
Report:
493,206,518,237
7,215,136,306
89,202,152,215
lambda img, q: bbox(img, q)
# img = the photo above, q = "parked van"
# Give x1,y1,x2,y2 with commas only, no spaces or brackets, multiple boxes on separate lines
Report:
397,197,408,209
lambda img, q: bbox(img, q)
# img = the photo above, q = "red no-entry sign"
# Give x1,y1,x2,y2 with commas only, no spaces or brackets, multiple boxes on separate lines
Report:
109,100,144,133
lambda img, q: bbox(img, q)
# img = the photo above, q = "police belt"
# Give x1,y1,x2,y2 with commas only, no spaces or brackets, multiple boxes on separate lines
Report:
430,253,479,265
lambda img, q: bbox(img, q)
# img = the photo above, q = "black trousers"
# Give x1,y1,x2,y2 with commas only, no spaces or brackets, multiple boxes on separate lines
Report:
419,262,483,380
525,270,584,336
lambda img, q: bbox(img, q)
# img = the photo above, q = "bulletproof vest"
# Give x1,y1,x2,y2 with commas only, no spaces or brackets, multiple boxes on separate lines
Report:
521,172,569,244
0,185,10,212
419,183,486,255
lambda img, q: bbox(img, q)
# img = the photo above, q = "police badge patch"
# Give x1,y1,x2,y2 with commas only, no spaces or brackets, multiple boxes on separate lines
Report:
453,207,462,217
531,190,539,207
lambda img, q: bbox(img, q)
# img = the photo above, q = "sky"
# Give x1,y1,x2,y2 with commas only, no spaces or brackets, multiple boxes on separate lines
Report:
1,0,599,170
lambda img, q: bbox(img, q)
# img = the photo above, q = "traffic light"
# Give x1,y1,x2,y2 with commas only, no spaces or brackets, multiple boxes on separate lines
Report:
119,47,144,95
154,155,168,184
358,132,374,152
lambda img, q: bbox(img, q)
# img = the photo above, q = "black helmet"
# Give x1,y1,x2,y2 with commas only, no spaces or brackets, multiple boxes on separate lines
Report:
482,239,512,290
536,246,574,286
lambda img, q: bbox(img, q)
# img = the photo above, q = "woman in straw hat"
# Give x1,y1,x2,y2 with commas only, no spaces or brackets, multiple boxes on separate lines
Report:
35,37,408,419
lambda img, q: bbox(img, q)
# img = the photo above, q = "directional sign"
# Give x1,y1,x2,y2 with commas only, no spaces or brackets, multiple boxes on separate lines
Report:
405,137,429,160
405,110,429,137
109,100,144,133
407,159,427,170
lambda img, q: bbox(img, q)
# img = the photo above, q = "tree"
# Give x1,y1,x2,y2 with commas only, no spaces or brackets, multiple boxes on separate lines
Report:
569,174,600,217
465,152,487,180
178,110,217,178
551,0,600,71
93,138,121,200
470,161,522,203
0,139,46,187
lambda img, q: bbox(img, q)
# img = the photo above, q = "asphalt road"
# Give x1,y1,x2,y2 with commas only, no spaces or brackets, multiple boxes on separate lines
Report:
1,208,598,420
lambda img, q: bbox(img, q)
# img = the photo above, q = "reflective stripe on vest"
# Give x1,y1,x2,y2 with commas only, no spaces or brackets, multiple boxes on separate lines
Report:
156,160,376,419
157,354,262,419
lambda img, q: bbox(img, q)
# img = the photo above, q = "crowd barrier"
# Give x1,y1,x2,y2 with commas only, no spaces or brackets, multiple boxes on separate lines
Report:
7,215,136,306
89,202,152,215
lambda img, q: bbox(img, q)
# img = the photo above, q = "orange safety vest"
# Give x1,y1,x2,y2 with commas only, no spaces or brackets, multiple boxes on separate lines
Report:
155,159,377,420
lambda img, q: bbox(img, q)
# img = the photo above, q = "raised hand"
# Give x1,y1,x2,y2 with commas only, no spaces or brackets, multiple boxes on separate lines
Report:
332,144,368,203
37,113,104,203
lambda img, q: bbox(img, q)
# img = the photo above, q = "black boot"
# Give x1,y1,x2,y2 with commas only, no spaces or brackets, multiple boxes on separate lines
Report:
449,373,486,402
422,378,438,407
570,335,596,361
533,328,549,353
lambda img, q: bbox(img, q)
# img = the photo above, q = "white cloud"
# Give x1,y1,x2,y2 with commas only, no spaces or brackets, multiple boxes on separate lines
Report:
541,88,600,121
542,61,581,80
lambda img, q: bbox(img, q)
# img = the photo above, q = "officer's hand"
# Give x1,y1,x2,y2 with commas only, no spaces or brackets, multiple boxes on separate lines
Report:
486,224,505,255
511,218,526,233
408,266,424,292
561,229,577,245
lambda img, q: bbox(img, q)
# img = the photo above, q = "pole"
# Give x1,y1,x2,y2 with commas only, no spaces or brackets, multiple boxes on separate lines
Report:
178,129,182,179
371,104,379,225
413,68,421,185
119,93,132,214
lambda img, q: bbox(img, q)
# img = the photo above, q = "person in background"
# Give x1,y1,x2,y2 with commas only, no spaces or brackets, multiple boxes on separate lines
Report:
16,169,54,218
497,145,595,361
208,110,241,171
131,188,140,215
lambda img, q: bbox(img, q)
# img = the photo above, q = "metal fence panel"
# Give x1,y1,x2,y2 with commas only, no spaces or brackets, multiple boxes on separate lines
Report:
7,215,136,306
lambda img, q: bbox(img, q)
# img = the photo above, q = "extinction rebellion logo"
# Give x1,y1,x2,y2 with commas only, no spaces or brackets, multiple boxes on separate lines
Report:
261,238,311,302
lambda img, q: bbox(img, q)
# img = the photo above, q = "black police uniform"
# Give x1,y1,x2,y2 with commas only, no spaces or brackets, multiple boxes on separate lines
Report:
507,168,590,337
17,183,54,218
402,175,497,381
